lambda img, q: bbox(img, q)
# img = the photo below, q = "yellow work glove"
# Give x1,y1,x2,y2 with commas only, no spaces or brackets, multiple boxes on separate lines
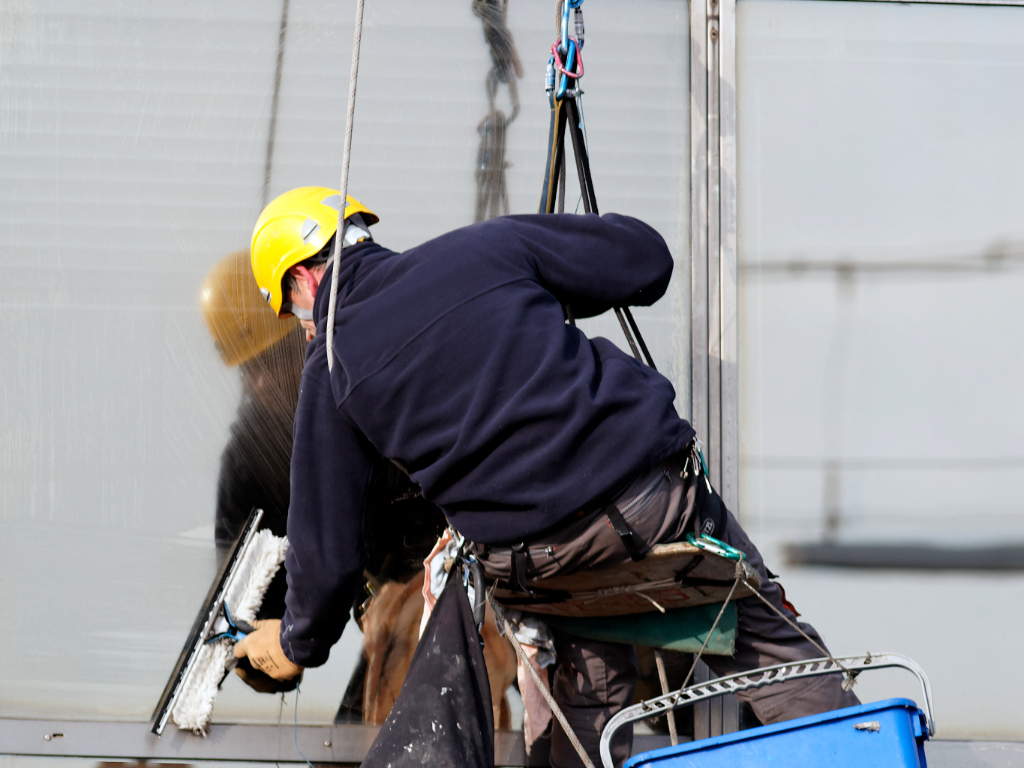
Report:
232,618,303,682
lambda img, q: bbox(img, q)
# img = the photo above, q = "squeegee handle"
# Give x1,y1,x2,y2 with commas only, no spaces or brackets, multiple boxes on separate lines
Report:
204,606,257,644
234,619,256,636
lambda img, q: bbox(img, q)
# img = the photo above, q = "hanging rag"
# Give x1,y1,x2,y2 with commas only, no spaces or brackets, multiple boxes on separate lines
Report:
362,571,495,768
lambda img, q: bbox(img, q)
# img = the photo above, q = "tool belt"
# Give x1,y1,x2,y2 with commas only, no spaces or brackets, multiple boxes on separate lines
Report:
475,441,754,617
490,541,759,618
601,439,726,563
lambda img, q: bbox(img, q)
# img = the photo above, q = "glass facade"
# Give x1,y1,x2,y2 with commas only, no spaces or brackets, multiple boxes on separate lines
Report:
0,0,689,732
738,0,1024,739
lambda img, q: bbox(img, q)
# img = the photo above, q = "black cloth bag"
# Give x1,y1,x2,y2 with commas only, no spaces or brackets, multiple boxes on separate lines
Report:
362,572,495,768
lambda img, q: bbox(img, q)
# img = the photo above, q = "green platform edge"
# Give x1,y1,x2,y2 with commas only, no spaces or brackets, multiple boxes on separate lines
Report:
535,602,736,655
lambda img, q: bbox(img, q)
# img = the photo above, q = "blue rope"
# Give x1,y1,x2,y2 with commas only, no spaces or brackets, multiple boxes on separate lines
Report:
292,683,317,768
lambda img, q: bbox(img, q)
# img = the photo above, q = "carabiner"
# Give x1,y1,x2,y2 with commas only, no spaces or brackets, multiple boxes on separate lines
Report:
686,533,746,562
560,0,571,53
205,603,256,644
693,439,710,478
552,38,583,100
554,1,584,100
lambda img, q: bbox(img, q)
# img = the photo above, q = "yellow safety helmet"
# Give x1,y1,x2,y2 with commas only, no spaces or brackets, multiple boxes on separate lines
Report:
250,186,378,317
201,250,300,367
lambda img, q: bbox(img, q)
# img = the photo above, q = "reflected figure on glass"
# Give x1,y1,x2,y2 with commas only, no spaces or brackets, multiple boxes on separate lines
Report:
200,251,307,691
201,251,306,563
200,247,500,713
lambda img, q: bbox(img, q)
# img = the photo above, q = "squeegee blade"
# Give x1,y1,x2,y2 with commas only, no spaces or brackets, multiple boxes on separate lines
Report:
150,508,264,736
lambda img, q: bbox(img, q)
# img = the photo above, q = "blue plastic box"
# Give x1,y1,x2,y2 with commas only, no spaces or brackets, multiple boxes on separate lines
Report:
625,698,929,768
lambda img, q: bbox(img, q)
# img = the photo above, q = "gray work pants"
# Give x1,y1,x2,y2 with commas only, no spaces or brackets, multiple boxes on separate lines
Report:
476,454,859,768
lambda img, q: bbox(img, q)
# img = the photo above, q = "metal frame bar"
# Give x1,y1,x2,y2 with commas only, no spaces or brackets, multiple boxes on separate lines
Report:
791,0,1024,6
689,0,714,739
718,0,739,515
599,653,936,768
692,0,739,507
0,720,674,766
692,0,741,737
0,721,379,764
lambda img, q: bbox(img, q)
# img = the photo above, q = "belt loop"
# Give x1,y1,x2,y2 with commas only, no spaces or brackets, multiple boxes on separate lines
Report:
604,504,645,562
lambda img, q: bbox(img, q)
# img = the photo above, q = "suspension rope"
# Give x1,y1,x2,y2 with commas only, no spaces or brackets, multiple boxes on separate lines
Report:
739,578,858,690
669,560,857,717
326,0,366,373
676,574,742,695
487,589,597,768
538,0,658,371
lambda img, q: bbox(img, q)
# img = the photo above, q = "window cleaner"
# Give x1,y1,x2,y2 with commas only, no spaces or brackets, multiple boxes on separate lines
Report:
151,509,288,735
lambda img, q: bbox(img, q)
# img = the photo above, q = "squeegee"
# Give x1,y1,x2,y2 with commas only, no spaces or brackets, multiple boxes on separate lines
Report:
151,508,288,735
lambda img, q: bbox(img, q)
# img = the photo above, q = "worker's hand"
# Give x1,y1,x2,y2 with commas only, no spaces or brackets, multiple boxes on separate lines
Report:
232,619,303,682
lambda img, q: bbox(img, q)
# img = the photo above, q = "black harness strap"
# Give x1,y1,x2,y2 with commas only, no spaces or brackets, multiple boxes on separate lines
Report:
536,54,658,372
539,95,568,215
604,503,645,562
694,474,727,540
509,542,533,594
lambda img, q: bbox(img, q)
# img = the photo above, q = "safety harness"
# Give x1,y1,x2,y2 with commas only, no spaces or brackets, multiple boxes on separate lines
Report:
492,10,744,761
537,0,657,372
315,4,751,764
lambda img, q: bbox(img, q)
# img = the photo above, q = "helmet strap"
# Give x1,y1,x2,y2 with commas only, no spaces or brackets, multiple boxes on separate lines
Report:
342,213,373,248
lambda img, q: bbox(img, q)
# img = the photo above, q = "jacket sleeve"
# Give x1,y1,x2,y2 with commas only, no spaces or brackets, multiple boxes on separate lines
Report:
508,212,674,319
279,338,372,668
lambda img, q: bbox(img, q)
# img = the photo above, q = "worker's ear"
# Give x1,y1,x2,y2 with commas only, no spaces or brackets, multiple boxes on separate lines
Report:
287,265,321,302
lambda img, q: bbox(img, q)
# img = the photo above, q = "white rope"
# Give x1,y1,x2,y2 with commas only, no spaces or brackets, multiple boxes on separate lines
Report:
486,589,597,768
739,578,858,690
326,0,366,372
653,650,678,745
675,574,742,697
654,566,856,727
671,562,858,712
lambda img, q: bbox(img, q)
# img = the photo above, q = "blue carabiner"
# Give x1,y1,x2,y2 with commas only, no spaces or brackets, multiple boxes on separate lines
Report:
555,38,577,100
205,603,256,644
560,0,572,53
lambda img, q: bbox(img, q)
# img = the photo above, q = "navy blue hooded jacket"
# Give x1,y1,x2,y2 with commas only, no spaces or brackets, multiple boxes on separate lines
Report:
280,212,696,667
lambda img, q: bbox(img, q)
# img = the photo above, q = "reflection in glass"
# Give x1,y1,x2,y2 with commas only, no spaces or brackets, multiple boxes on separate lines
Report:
0,0,688,728
737,0,1024,739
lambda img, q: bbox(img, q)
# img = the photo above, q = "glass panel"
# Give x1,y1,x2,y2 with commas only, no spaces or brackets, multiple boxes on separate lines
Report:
738,0,1024,739
0,0,688,728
